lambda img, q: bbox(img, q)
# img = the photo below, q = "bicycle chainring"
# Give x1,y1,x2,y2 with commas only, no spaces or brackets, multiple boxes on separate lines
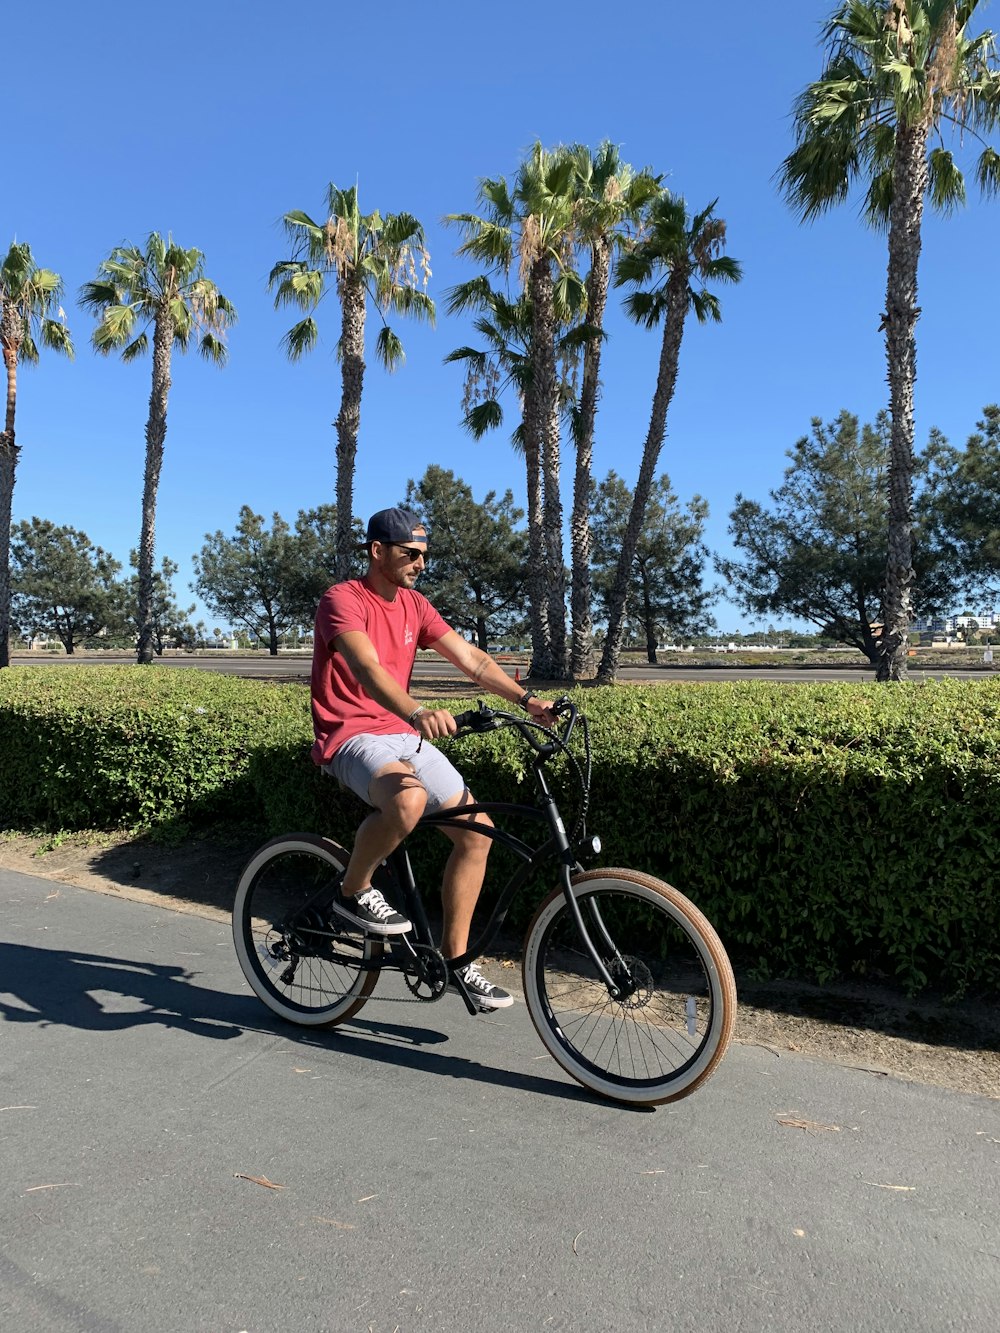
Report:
402,943,450,1001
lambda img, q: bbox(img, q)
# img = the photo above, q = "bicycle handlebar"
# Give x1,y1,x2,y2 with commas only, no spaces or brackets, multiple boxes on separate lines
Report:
452,696,578,755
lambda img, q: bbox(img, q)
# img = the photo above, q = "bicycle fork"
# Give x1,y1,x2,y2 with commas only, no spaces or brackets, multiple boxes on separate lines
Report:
535,767,631,1003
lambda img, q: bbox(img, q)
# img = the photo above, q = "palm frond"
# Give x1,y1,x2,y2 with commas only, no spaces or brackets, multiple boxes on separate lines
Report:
691,289,723,324
558,321,606,352
121,332,149,362
199,332,228,365
465,399,504,437
443,275,495,316
280,316,319,361
443,346,489,369
477,175,515,222
976,145,1000,196
39,319,74,358
92,303,137,352
170,298,193,336
702,255,743,284
862,166,894,227
928,146,967,212
449,216,513,269
78,280,120,314
622,288,667,329
380,211,426,247
384,285,436,324
552,268,587,319
613,248,657,288
375,325,405,371
19,332,39,364
271,264,325,311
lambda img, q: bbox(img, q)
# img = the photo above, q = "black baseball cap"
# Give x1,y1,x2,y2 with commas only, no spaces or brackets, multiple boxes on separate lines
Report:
366,507,426,545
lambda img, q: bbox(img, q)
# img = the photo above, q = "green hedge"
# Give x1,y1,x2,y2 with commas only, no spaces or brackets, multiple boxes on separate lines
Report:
2,666,999,996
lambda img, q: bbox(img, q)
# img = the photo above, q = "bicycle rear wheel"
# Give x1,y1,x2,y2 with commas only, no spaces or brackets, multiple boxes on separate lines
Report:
522,869,737,1105
233,834,383,1027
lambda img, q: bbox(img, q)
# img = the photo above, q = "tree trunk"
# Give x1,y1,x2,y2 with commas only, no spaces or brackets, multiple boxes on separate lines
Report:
570,238,610,679
876,122,928,683
0,343,18,669
136,312,173,664
596,268,690,684
523,388,550,679
641,572,657,663
530,257,567,680
335,275,366,582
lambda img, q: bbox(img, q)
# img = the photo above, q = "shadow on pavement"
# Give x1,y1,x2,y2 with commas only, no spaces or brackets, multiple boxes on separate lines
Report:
0,940,632,1107
0,942,242,1040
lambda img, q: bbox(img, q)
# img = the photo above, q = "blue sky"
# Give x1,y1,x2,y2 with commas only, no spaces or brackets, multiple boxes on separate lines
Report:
7,0,998,635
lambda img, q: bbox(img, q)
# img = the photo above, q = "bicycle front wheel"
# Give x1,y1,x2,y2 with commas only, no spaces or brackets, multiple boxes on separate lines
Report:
522,869,737,1105
233,834,383,1027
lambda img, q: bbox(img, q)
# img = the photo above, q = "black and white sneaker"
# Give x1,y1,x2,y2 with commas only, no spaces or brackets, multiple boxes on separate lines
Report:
333,888,411,936
449,961,514,1010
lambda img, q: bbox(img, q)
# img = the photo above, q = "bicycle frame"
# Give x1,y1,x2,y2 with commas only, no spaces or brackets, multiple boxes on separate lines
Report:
379,749,626,1000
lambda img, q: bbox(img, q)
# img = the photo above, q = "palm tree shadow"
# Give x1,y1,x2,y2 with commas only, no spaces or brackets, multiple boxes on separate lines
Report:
0,942,242,1040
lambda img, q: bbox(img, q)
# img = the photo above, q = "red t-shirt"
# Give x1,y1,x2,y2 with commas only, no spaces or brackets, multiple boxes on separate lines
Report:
310,577,450,764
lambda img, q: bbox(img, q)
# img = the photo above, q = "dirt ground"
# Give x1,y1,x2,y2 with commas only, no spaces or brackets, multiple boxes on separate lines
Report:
2,826,996,1101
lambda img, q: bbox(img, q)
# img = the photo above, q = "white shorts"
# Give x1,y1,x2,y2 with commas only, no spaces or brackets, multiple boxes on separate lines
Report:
323,732,467,812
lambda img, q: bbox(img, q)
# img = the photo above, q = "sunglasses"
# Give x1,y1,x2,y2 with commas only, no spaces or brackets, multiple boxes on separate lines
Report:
392,543,428,562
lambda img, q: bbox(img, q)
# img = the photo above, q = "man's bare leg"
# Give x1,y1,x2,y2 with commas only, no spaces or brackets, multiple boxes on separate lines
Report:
437,789,494,961
340,765,427,898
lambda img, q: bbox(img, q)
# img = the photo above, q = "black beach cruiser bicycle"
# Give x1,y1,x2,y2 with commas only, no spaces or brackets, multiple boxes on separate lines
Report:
232,697,737,1106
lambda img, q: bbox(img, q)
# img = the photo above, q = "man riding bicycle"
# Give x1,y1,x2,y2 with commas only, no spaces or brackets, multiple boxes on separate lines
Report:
310,506,555,1010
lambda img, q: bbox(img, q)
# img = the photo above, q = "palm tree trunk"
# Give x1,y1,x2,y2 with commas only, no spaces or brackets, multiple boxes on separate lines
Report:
335,275,366,582
876,122,928,683
0,345,18,669
136,312,173,664
596,269,689,684
530,257,567,680
641,571,657,663
570,238,610,679
523,384,549,678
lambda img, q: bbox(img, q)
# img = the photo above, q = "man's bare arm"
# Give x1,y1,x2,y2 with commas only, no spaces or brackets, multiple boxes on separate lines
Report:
429,631,556,723
333,631,455,735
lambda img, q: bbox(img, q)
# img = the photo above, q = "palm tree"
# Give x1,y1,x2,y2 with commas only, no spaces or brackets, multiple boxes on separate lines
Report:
80,233,236,664
779,0,1000,681
450,146,584,679
445,276,592,668
567,144,661,678
269,185,435,581
444,277,548,658
595,193,742,684
0,242,73,669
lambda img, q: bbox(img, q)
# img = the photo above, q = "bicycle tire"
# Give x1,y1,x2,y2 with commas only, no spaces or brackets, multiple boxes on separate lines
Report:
522,869,737,1105
233,834,383,1027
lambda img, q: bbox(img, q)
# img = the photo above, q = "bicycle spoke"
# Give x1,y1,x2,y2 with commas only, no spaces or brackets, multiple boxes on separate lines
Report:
526,878,734,1098
234,839,382,1027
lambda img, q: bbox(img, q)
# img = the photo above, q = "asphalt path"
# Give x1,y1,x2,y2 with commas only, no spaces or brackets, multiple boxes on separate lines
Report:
2,869,998,1332
10,652,999,685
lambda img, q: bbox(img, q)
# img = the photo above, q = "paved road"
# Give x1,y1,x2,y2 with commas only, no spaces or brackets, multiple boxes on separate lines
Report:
10,652,999,684
2,869,998,1331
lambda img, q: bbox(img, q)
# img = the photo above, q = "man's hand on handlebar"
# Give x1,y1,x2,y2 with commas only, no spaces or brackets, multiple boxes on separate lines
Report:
524,696,558,729
413,706,458,739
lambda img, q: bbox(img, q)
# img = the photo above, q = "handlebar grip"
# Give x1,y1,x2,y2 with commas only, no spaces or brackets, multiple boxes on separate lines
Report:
452,708,482,730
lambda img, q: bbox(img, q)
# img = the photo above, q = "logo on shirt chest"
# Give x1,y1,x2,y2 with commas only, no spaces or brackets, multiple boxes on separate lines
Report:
404,622,413,646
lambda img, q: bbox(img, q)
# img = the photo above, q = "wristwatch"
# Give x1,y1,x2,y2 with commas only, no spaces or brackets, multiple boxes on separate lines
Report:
518,690,536,709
